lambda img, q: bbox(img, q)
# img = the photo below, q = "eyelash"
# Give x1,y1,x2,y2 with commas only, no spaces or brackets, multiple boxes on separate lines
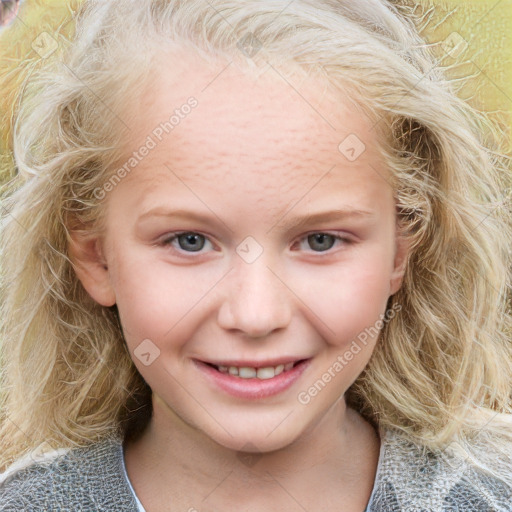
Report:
159,231,353,257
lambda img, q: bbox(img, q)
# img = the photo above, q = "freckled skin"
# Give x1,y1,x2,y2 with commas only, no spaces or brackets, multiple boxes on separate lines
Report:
72,49,409,510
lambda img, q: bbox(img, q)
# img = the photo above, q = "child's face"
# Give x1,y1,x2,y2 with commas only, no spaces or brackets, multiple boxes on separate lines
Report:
73,51,408,452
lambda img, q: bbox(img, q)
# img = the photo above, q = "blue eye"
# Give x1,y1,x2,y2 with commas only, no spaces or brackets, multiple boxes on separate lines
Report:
159,231,351,256
306,233,336,252
161,232,211,252
294,232,351,253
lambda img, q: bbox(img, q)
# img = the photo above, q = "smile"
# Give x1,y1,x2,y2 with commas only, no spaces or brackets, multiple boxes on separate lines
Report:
194,358,312,399
208,361,301,380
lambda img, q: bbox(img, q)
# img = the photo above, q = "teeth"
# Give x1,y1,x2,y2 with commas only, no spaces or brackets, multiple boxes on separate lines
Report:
239,367,257,378
256,367,275,380
274,364,284,376
216,362,297,379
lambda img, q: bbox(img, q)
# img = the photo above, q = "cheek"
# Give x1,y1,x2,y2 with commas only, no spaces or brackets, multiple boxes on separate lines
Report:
109,254,185,343
110,249,221,355
295,253,393,346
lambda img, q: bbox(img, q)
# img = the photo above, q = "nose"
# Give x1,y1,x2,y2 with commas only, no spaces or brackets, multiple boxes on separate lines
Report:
216,254,292,339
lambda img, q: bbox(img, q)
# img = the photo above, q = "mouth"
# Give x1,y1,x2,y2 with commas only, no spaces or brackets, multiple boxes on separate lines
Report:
194,357,312,399
202,359,308,380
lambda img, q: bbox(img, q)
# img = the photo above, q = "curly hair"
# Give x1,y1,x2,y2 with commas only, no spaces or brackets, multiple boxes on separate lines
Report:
1,0,511,485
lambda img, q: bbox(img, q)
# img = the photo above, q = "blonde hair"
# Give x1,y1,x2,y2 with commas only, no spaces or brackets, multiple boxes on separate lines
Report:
1,0,511,485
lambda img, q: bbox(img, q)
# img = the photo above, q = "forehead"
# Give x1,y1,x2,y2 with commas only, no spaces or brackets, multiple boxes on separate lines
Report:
117,48,392,207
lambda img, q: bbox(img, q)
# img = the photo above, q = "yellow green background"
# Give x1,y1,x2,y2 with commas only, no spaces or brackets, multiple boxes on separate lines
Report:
0,0,511,173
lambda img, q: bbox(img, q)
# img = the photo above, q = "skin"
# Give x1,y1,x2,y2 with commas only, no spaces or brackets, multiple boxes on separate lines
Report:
0,0,19,26
70,50,409,511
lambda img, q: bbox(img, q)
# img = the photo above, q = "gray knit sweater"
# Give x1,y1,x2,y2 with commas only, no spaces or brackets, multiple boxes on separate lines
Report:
0,426,511,511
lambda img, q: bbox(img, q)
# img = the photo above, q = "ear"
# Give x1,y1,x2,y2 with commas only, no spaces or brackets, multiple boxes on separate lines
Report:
389,232,410,296
68,230,116,307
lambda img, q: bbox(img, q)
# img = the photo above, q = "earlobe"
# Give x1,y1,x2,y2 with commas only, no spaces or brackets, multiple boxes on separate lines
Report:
389,234,410,295
68,231,116,307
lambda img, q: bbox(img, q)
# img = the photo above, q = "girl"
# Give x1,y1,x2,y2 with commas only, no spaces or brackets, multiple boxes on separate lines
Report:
1,1,511,510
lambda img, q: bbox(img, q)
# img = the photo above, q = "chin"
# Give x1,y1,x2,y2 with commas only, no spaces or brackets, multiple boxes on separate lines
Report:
204,421,302,454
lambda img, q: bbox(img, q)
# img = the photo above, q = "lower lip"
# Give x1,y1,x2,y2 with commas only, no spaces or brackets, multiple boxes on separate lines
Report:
194,359,312,400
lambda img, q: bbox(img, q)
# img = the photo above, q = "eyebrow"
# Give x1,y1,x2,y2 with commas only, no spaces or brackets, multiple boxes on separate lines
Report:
136,206,376,232
273,208,376,231
136,207,227,228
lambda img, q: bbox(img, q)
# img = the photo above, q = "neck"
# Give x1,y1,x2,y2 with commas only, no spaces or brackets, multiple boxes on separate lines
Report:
123,396,381,510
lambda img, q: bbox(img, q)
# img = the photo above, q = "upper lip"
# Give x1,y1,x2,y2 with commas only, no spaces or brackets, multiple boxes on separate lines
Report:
198,357,309,368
